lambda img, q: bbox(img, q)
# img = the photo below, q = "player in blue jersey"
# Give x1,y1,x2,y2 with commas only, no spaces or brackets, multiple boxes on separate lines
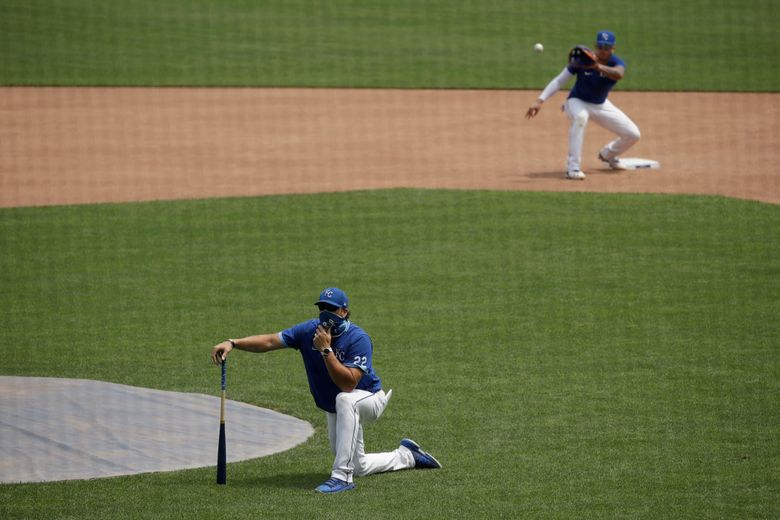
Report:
525,30,641,180
210,287,441,494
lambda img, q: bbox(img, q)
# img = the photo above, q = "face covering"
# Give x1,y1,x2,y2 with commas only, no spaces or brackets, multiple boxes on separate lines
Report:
318,310,349,337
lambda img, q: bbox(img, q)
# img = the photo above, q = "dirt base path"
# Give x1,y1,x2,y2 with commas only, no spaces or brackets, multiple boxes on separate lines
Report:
1,88,778,207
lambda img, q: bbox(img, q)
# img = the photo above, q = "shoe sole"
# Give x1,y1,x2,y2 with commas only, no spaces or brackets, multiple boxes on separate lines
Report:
565,173,586,180
400,438,443,469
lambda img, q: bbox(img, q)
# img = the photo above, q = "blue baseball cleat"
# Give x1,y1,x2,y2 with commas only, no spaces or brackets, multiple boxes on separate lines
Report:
400,438,442,469
315,477,356,494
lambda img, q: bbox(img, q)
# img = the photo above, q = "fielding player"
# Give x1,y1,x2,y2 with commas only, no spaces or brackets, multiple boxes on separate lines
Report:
525,30,641,180
210,287,441,494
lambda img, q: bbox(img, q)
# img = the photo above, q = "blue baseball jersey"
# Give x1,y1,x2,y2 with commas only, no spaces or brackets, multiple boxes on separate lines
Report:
279,319,382,413
567,54,625,104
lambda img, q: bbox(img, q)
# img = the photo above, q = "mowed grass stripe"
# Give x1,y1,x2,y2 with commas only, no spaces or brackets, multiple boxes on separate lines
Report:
1,0,777,91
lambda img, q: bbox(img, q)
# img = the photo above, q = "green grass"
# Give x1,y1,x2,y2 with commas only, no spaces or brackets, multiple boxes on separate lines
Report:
1,0,777,91
1,190,778,519
2,1,777,517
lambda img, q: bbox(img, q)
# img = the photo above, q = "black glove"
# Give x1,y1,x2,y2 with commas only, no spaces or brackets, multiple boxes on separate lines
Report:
569,45,598,69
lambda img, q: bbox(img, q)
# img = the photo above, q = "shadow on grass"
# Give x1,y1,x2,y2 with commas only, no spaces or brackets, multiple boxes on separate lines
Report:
230,471,325,490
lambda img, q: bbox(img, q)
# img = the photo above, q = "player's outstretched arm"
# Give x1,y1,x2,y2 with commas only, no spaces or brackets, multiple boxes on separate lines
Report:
210,334,286,364
526,67,574,120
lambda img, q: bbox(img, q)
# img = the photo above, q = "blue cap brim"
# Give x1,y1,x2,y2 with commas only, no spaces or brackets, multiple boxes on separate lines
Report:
315,299,347,308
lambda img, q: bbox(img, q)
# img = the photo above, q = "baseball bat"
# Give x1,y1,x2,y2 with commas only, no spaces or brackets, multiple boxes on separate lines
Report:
216,359,227,485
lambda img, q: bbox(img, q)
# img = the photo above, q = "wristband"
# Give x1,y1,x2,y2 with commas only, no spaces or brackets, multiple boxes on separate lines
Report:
228,339,237,349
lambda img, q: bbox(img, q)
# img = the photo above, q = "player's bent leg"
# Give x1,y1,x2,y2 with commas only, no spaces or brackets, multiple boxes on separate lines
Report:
330,390,372,482
594,100,641,160
353,389,390,426
329,390,392,481
318,411,358,494
333,389,414,478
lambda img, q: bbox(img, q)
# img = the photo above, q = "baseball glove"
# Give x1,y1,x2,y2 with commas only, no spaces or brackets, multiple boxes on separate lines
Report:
568,45,598,69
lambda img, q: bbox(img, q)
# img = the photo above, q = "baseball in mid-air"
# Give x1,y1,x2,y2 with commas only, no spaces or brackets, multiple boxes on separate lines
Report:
534,43,544,53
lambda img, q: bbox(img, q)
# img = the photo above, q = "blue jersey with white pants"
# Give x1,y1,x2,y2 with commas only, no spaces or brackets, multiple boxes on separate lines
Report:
567,54,625,104
279,319,382,413
280,319,406,485
534,51,639,174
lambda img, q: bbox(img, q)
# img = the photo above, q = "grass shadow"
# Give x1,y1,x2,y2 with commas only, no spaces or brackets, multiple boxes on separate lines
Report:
231,471,325,490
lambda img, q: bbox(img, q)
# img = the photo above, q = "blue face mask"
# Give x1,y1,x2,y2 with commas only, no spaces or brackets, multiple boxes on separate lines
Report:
319,310,349,337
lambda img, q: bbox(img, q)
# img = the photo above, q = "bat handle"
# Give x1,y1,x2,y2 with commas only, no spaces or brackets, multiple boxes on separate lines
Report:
221,359,227,391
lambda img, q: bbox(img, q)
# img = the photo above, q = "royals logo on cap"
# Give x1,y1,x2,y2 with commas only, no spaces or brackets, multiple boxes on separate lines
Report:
596,30,616,46
315,287,349,308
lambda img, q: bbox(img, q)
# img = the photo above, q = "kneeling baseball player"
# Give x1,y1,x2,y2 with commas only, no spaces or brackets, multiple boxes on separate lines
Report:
526,30,641,180
210,287,441,494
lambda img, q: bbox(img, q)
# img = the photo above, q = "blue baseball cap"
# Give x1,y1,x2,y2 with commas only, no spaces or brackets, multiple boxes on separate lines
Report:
315,287,349,309
596,30,616,46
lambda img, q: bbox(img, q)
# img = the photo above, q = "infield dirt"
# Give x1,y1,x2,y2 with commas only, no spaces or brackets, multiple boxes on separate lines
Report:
1,88,778,207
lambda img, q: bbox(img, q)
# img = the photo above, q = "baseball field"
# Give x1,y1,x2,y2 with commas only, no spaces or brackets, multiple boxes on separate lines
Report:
1,1,778,519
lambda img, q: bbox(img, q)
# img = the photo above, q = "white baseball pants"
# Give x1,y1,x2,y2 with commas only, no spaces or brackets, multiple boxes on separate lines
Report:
327,389,414,483
564,97,641,172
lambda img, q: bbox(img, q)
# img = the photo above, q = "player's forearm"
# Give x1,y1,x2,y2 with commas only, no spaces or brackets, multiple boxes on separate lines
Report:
595,64,624,81
229,334,284,353
539,67,574,101
323,356,360,392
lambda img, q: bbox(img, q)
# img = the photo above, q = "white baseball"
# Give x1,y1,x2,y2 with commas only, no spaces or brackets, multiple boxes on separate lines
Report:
534,43,544,53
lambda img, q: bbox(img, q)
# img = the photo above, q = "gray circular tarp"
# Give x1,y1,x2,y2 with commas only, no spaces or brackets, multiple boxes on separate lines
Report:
0,377,314,484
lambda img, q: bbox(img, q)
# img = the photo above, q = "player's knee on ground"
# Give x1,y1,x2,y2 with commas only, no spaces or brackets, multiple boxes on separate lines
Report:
354,458,370,477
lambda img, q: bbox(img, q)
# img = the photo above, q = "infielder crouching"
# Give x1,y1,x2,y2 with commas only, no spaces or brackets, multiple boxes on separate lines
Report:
526,30,640,180
210,287,441,494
